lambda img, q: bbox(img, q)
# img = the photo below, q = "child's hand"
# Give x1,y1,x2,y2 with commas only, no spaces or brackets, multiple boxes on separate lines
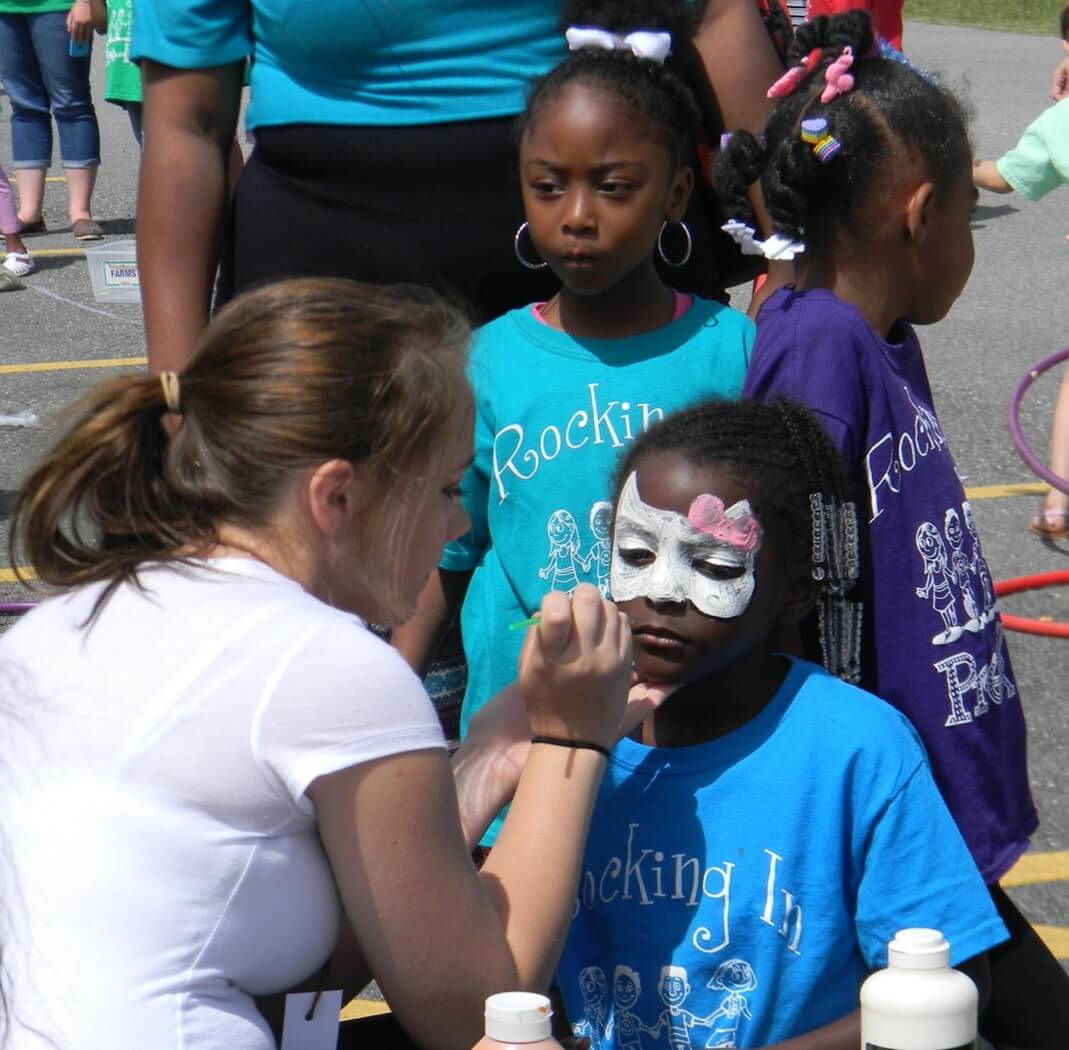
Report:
66,0,93,44
518,584,631,749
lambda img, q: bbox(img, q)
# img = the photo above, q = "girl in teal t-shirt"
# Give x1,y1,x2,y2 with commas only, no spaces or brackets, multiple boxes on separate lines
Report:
393,0,754,812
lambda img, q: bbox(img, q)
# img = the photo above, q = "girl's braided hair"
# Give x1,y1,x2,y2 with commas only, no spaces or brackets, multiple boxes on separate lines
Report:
616,397,863,682
518,0,705,169
714,10,971,249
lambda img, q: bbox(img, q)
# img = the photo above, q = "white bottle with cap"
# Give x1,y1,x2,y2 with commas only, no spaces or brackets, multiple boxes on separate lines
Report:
472,992,564,1050
860,928,978,1050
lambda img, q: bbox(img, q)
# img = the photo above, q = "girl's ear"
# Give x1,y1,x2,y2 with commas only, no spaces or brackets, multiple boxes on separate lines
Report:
306,458,358,537
904,181,936,245
778,568,820,626
666,166,695,222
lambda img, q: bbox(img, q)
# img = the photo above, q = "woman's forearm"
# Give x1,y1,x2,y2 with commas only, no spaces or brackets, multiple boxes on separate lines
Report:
138,61,243,374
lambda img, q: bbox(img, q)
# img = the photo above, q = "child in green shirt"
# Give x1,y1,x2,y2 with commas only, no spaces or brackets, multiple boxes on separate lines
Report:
90,0,141,142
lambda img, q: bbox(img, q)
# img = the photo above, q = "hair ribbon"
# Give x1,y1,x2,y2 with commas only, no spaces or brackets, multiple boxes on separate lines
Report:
565,25,673,65
721,219,805,262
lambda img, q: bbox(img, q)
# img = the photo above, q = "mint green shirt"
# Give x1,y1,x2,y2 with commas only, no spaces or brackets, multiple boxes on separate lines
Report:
996,97,1069,201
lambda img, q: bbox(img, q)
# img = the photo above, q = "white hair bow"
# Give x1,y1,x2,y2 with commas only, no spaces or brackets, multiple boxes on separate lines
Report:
565,25,673,65
721,220,806,261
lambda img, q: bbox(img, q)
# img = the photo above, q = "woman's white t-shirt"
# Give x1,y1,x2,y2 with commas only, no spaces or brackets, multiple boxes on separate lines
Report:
0,558,445,1049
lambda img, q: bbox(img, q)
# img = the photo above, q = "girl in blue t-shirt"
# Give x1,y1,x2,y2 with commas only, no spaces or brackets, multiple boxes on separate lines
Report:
713,11,1069,1045
394,0,754,766
555,396,1004,1050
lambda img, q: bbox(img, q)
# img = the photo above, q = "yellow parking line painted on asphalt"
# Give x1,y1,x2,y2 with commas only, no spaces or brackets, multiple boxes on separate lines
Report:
0,567,35,584
2,248,86,258
0,356,146,375
1035,925,1069,960
963,482,1048,500
46,176,65,183
341,998,391,1021
1002,849,1069,888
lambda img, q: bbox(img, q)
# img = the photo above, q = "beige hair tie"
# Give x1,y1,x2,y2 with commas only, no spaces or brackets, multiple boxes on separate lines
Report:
160,371,182,414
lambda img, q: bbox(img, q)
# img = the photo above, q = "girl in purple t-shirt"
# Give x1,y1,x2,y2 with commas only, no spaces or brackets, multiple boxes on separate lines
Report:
714,9,1068,1048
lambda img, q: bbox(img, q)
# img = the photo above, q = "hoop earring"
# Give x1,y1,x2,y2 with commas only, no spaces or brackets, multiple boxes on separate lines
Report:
657,219,693,268
514,221,548,270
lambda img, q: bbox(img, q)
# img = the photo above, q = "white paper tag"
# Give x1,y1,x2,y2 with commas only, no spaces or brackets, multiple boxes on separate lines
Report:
280,989,342,1050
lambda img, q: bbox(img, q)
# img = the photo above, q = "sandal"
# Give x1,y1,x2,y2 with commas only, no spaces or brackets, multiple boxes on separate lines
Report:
1028,500,1069,539
1,251,34,278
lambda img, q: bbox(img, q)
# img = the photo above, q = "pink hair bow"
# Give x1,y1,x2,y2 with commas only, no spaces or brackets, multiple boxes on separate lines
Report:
767,48,823,99
821,47,855,103
687,494,761,552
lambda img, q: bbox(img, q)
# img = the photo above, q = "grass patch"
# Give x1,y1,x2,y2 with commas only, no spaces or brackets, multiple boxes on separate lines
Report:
905,0,1064,36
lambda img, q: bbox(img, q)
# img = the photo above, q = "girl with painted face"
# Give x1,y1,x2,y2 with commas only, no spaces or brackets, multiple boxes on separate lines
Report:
393,0,754,837
720,12,1069,1041
555,398,1006,1050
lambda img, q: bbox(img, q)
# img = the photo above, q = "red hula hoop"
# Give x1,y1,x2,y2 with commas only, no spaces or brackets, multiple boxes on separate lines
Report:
1007,347,1069,496
993,570,1069,638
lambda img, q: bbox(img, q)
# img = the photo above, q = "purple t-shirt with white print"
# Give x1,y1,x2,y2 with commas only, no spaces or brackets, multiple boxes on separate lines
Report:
743,287,1037,883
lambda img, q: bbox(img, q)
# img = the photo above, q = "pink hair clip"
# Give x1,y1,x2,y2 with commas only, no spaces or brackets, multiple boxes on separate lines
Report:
821,46,855,104
687,494,762,552
767,47,823,99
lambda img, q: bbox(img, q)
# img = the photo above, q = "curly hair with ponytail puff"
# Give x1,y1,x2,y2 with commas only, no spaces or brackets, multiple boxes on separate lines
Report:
714,10,971,251
10,278,472,624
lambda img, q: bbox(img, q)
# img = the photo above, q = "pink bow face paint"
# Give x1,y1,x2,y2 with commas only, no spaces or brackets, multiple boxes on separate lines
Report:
610,471,764,619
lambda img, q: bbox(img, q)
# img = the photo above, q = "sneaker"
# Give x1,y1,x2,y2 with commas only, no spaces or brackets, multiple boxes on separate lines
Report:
0,271,23,292
17,218,46,235
1,251,34,278
71,218,104,241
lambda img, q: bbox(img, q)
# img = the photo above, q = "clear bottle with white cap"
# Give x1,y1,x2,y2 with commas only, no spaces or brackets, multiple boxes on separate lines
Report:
860,928,978,1050
472,992,564,1050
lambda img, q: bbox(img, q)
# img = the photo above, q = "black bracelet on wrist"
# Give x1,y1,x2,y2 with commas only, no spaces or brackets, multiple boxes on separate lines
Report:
530,735,612,760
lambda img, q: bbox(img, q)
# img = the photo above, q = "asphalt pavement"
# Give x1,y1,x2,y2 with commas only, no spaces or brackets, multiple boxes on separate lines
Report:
1,21,1067,960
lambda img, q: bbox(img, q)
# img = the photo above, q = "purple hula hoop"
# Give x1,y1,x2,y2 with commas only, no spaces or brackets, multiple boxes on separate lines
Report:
1008,347,1069,497
0,602,34,616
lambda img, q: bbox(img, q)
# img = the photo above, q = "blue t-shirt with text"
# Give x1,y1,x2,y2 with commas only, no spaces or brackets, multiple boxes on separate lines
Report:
558,658,1007,1049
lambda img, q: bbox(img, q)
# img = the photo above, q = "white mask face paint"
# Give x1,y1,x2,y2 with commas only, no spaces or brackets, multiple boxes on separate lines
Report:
610,471,763,619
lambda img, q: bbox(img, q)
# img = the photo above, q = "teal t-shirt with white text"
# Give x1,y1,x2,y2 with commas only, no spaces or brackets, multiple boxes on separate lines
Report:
442,300,753,842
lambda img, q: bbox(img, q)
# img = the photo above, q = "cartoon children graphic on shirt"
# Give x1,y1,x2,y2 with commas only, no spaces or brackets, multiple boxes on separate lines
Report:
539,509,584,592
649,966,709,1049
584,501,614,597
914,521,963,645
574,966,610,1050
944,508,981,632
605,965,652,1050
704,959,757,1048
962,500,997,625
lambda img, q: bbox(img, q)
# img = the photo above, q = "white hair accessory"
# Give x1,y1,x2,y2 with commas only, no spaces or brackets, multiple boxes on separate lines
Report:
565,25,673,65
720,220,806,261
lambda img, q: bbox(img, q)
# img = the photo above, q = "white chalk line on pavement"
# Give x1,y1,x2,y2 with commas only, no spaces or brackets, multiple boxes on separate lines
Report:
24,284,142,326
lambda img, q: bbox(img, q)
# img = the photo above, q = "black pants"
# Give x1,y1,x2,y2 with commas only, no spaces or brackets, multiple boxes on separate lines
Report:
980,883,1069,1049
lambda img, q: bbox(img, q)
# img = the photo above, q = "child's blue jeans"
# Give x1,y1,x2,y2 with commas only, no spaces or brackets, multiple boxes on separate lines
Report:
0,11,100,169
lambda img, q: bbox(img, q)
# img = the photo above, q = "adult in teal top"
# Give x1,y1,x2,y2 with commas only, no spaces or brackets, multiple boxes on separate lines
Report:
129,0,789,375
132,0,564,132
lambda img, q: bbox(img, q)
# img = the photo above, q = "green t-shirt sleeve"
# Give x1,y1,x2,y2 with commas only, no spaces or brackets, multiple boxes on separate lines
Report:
996,99,1069,201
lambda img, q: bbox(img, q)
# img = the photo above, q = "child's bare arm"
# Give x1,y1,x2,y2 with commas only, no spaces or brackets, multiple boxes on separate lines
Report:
392,567,471,676
973,159,1013,194
88,0,106,34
